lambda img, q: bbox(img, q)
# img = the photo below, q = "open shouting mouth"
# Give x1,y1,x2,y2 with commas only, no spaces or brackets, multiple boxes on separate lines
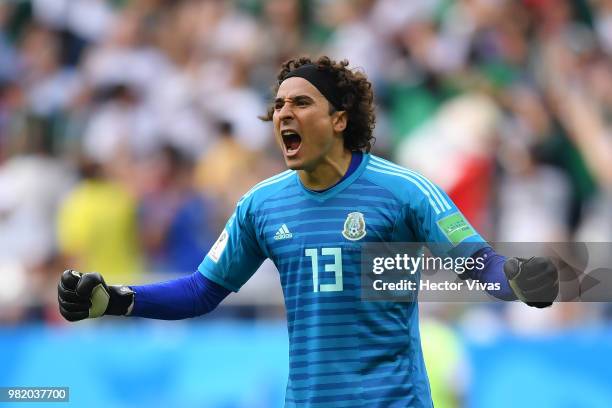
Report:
281,129,302,157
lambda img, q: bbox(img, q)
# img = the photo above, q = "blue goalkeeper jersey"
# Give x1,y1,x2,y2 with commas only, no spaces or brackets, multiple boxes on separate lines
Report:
198,153,486,407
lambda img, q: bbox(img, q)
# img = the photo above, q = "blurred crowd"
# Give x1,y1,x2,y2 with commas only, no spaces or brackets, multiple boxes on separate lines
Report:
0,0,611,341
1,1,611,406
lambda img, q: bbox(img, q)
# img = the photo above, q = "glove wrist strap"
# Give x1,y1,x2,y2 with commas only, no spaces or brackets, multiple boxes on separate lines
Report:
106,286,135,316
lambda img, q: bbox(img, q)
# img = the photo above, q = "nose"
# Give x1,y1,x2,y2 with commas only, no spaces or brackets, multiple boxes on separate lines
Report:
278,100,294,122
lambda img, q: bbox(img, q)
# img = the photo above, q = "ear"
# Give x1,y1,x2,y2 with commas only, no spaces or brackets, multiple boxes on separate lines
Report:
331,110,347,133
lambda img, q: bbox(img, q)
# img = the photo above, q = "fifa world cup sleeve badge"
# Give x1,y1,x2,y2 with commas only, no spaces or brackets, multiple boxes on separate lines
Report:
208,229,229,263
342,212,367,241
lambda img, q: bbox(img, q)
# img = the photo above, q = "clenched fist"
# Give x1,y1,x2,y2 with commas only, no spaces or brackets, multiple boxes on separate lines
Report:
504,257,559,308
57,270,134,321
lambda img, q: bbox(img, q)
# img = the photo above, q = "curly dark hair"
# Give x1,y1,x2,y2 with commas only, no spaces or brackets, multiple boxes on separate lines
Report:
261,56,376,152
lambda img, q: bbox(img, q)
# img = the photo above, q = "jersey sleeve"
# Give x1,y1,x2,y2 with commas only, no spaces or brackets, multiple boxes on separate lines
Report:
197,199,266,292
403,182,488,259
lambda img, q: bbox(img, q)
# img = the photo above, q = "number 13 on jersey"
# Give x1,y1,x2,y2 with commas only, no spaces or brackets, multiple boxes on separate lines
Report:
305,247,343,292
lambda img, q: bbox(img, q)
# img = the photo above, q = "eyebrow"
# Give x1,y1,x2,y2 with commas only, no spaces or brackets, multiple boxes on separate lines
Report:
273,95,315,104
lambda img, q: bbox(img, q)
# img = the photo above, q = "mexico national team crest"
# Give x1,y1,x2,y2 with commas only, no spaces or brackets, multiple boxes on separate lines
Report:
342,212,367,241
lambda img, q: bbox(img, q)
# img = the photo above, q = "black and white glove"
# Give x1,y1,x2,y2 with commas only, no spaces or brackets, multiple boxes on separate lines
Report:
504,257,559,308
58,270,135,322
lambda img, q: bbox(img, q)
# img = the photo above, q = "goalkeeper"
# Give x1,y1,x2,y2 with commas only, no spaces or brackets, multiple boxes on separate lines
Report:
58,56,558,408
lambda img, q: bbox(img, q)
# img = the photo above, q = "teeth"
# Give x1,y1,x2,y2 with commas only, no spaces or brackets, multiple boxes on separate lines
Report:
281,129,301,152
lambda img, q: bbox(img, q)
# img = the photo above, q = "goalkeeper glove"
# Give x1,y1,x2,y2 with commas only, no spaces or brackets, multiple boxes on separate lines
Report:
504,257,559,308
58,270,135,322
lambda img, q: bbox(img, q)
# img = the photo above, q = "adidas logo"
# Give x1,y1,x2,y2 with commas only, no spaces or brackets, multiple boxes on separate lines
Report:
274,224,293,240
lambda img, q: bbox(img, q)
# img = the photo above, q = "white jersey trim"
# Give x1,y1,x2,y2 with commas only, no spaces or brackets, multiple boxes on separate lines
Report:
366,165,442,214
369,157,452,212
